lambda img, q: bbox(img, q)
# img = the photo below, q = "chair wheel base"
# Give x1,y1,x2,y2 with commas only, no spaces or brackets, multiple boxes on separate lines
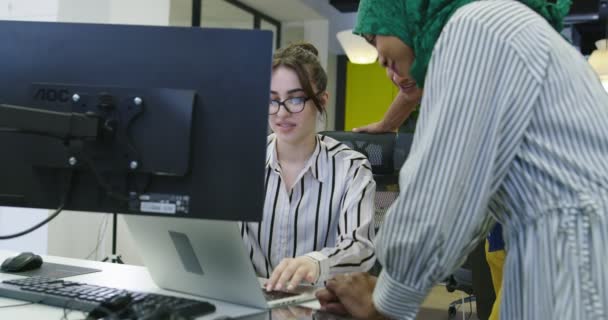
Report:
448,305,457,318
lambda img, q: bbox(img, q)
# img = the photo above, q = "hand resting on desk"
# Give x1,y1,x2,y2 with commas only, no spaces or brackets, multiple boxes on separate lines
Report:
316,273,387,320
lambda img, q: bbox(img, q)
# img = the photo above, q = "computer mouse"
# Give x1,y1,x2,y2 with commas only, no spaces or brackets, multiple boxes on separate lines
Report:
1,252,43,272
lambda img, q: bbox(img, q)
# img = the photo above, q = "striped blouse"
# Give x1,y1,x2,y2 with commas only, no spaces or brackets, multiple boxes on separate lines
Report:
372,1,608,319
240,134,376,283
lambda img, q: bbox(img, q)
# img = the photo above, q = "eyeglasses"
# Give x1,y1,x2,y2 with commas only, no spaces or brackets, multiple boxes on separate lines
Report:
269,91,322,115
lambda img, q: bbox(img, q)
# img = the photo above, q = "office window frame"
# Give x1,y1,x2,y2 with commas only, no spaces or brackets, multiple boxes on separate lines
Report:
191,0,281,49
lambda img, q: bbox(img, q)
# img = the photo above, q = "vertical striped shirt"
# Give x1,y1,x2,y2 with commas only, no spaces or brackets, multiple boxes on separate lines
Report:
372,1,608,319
241,133,376,283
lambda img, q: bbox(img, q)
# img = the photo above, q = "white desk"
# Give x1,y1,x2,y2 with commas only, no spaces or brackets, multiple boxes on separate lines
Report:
0,250,274,319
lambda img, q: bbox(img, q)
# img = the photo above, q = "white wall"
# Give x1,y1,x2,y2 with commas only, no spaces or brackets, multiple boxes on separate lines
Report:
0,0,58,21
303,20,329,69
325,53,337,131
298,0,358,54
58,0,170,25
57,0,107,23
47,212,143,265
109,0,170,26
0,207,48,254
169,0,191,27
282,20,336,131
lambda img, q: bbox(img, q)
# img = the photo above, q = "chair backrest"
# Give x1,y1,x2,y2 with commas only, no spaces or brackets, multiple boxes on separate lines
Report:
319,132,396,175
319,131,413,231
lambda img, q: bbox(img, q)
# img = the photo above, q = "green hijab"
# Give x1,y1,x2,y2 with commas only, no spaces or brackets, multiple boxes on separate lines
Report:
354,0,572,87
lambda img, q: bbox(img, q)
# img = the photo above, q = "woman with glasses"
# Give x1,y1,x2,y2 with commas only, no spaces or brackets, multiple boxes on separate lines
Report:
316,0,608,319
240,42,376,293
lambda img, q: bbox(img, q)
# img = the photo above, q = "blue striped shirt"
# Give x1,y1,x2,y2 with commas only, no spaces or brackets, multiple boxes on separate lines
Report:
372,1,608,319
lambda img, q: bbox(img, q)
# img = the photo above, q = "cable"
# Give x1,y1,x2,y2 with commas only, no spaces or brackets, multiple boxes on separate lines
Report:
61,298,96,320
466,295,474,320
79,153,130,202
4,125,130,203
0,301,35,308
0,170,74,240
0,110,138,241
4,111,141,204
96,214,110,260
85,214,109,260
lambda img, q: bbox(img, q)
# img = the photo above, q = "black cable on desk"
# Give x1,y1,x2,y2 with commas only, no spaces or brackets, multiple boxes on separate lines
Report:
0,301,35,308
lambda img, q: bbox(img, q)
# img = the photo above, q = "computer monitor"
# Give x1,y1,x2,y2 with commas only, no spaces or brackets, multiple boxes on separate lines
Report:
566,1,608,55
569,0,603,17
0,20,272,222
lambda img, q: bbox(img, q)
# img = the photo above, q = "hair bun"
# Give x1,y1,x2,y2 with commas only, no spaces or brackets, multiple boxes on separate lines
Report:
287,42,319,57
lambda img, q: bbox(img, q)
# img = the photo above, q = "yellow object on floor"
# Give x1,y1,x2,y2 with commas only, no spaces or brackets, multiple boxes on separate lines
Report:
485,240,505,320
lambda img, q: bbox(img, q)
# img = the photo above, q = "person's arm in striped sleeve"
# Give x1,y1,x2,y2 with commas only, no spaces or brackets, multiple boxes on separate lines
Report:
308,157,376,282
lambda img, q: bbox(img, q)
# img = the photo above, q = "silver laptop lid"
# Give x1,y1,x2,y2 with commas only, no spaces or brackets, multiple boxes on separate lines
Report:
124,215,269,309
124,215,316,309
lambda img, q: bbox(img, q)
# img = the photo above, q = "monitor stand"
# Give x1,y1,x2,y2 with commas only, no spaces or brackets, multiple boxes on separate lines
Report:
102,213,124,264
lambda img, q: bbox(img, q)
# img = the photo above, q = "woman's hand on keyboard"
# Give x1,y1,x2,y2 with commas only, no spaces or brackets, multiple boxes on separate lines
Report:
265,256,319,292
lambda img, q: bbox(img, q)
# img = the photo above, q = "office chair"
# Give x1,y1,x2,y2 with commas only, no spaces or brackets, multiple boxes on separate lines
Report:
446,239,496,320
319,131,408,231
320,131,493,319
319,131,412,276
446,259,475,319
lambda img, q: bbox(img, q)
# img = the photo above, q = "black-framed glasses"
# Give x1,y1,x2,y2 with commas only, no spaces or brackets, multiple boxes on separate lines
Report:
269,92,321,115
269,96,310,115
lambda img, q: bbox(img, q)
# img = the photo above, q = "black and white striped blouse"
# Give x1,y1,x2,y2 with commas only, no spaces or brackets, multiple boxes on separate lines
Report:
241,134,376,283
372,1,608,319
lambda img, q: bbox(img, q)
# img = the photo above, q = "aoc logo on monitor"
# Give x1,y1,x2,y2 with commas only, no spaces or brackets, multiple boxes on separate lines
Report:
32,88,71,103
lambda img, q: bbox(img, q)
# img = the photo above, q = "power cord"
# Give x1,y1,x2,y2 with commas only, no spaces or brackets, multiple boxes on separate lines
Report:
0,170,74,240
467,295,474,320
61,298,105,320
85,214,110,260
0,301,35,308
79,153,130,202
0,109,141,241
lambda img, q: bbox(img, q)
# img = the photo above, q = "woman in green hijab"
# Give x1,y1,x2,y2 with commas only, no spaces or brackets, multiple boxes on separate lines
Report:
316,0,608,319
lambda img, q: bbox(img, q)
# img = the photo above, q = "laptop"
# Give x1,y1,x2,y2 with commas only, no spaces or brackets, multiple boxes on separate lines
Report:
123,215,317,309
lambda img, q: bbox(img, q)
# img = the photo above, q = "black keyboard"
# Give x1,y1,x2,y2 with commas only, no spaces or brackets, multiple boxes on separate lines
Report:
0,277,215,319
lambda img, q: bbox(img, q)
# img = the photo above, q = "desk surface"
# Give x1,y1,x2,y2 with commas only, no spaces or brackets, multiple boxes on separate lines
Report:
0,250,349,320
0,250,473,320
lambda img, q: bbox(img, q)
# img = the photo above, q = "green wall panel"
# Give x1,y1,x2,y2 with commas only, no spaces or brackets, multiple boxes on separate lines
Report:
344,62,397,130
